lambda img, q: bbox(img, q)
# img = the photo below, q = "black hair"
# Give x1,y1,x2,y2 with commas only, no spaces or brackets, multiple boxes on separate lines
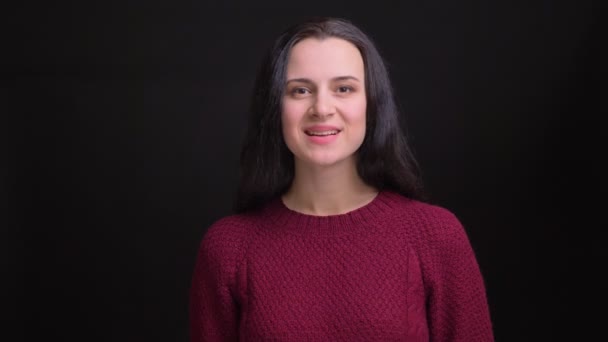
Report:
235,17,425,213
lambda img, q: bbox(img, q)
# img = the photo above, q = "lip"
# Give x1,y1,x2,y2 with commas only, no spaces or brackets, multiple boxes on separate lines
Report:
303,125,342,133
303,125,341,145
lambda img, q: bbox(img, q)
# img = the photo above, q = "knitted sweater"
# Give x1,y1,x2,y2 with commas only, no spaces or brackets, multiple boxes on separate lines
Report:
189,191,494,341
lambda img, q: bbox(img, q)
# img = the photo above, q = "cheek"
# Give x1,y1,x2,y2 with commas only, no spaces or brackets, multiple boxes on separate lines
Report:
344,98,367,129
281,107,294,134
281,103,301,148
281,100,307,132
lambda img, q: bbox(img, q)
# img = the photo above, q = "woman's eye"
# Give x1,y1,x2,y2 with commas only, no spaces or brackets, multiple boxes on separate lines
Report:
337,86,353,93
291,87,310,96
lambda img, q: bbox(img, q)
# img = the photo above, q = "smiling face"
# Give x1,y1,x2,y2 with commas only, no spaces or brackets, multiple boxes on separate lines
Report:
281,37,367,169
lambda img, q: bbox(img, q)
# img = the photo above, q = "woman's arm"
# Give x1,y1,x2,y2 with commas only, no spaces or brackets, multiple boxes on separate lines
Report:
189,219,245,342
419,207,494,341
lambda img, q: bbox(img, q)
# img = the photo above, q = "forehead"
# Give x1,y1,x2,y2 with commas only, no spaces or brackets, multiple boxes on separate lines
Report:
286,37,364,80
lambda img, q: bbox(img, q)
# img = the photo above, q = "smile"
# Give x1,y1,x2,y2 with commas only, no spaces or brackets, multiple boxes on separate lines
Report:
305,130,340,136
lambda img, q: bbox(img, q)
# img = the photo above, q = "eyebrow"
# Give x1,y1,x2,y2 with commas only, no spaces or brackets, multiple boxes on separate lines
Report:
285,76,361,84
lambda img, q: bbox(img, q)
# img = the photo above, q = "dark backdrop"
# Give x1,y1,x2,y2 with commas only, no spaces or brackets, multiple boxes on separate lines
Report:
7,1,605,341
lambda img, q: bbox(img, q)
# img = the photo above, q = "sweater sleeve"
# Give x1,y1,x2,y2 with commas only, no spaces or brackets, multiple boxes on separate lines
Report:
189,218,246,342
419,207,494,342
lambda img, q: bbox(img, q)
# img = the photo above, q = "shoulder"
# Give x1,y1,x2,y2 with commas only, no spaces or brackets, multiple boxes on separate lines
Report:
203,214,257,243
382,191,470,248
197,213,259,269
384,193,483,283
383,191,462,229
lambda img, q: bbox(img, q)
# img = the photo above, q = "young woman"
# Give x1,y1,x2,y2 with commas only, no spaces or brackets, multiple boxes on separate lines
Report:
190,17,494,341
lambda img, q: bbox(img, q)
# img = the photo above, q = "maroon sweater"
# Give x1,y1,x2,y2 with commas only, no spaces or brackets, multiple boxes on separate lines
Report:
189,191,494,341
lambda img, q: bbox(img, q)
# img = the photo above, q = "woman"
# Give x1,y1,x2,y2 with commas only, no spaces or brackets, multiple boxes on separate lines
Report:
190,17,493,341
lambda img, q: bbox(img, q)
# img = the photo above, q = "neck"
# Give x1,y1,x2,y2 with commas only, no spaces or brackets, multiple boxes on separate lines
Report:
282,158,378,216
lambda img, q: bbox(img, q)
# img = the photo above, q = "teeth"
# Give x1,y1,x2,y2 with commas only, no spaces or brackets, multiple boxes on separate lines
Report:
306,130,339,136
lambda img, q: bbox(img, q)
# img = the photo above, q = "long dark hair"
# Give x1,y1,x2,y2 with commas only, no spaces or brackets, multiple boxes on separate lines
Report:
235,17,425,213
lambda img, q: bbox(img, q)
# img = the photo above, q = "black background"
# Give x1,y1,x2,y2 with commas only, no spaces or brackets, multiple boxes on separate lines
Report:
6,1,606,341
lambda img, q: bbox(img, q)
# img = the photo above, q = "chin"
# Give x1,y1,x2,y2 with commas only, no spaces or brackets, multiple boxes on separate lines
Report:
300,154,355,168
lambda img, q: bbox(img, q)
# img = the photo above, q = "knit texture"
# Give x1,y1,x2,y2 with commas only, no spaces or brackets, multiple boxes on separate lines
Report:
189,191,494,341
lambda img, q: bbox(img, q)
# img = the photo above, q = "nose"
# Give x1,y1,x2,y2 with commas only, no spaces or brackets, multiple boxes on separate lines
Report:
310,91,335,118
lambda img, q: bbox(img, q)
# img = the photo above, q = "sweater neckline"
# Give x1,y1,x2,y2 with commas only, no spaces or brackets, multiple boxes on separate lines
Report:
261,190,402,236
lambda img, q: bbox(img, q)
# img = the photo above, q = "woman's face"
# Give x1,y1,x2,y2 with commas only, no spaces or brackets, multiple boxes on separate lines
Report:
281,37,367,169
